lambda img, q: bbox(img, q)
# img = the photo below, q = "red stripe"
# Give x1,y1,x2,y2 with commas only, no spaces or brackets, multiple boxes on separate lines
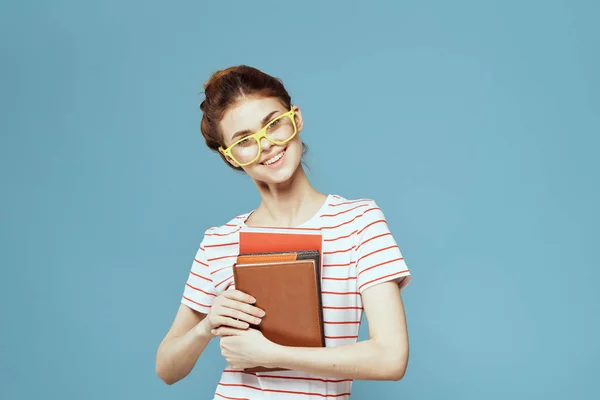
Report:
323,246,355,255
358,270,410,292
211,265,232,275
194,258,209,267
222,369,351,383
358,257,404,276
324,320,360,325
357,219,387,236
323,305,363,310
215,392,249,400
357,245,399,264
182,295,211,308
322,208,378,230
218,383,351,397
185,283,217,297
325,335,359,339
205,241,239,248
322,291,359,295
321,203,369,217
325,230,357,242
206,227,242,237
190,271,212,282
356,232,391,251
329,199,369,207
216,274,234,288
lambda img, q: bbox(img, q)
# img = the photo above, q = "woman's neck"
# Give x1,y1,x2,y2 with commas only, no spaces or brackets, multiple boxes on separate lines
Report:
248,167,328,228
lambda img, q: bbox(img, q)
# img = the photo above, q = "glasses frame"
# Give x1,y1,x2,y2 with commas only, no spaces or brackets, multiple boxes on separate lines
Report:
219,107,298,167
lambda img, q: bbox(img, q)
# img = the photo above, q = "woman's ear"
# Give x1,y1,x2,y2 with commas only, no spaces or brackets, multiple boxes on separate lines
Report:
219,147,242,169
293,105,304,132
224,154,240,169
228,158,241,169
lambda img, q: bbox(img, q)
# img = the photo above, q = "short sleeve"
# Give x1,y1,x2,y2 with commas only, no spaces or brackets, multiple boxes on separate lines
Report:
181,235,217,314
355,202,411,293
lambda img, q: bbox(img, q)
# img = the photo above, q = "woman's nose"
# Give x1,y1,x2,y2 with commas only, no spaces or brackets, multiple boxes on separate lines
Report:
260,137,272,150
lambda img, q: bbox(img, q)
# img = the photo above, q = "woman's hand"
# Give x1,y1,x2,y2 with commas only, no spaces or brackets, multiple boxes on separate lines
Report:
212,326,281,369
199,290,265,336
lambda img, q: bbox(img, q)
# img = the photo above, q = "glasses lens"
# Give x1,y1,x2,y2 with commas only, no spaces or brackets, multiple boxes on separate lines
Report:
230,136,259,165
265,114,296,144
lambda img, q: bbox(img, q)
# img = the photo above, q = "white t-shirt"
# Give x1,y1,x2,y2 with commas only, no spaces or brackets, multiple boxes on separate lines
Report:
181,194,412,399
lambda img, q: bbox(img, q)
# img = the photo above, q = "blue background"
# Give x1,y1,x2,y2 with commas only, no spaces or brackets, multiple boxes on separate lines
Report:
1,0,598,399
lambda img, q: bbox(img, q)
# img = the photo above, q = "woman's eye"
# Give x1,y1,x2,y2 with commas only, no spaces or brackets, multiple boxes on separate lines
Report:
268,119,280,129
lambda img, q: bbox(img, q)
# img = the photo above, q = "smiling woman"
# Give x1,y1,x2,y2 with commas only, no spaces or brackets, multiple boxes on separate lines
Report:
155,65,412,400
200,65,308,175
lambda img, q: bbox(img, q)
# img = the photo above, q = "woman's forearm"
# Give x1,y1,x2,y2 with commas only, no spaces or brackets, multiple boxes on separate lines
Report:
268,339,408,381
156,319,212,385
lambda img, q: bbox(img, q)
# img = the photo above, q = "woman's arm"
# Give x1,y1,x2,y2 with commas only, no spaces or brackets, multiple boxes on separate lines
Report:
155,304,212,385
157,290,265,385
215,280,409,380
273,281,408,380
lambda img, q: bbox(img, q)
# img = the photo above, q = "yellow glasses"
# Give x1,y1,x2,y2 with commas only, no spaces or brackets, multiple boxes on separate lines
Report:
219,107,298,167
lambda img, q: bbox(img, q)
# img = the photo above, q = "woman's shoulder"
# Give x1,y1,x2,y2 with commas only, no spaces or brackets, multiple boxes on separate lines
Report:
324,194,388,227
327,194,388,213
328,194,377,208
198,211,251,245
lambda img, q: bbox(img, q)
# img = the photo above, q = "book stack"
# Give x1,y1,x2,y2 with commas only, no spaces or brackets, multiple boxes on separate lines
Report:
233,226,325,372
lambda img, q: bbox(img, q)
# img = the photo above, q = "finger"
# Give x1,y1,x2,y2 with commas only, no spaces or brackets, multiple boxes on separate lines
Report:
212,326,244,337
236,301,266,318
222,298,265,318
222,289,256,304
219,304,263,325
214,316,250,330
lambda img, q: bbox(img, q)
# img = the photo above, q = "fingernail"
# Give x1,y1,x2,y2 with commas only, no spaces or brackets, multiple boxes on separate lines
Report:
254,318,261,324
258,310,265,317
250,297,256,303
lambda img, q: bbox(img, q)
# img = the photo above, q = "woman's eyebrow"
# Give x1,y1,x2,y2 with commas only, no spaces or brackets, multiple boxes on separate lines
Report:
230,110,279,141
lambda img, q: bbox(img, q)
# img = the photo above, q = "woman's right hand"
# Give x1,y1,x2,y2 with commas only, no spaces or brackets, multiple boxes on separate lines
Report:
200,290,265,335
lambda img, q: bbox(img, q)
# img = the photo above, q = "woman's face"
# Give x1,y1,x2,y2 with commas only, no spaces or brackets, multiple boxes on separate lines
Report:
219,96,304,184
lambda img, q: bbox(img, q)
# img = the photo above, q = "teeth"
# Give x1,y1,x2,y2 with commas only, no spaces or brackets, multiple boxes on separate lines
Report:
264,151,285,165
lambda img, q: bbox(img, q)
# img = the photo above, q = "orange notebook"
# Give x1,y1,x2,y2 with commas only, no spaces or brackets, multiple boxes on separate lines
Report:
239,227,323,257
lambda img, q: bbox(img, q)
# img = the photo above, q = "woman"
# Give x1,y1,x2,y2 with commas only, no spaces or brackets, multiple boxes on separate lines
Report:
156,65,412,399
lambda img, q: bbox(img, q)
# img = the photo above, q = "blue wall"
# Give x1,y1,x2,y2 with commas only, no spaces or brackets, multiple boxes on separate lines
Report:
1,0,598,399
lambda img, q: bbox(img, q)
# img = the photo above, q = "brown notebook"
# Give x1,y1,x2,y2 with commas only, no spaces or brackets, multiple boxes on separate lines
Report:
233,250,324,373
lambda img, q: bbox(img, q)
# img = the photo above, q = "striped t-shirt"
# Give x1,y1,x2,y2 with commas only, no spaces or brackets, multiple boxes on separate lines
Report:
181,194,412,400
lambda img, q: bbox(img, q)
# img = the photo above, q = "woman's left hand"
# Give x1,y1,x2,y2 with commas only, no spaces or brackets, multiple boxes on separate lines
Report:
212,326,280,369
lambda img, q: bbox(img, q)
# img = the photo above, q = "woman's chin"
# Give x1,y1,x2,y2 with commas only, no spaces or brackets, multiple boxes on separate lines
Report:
249,156,301,185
